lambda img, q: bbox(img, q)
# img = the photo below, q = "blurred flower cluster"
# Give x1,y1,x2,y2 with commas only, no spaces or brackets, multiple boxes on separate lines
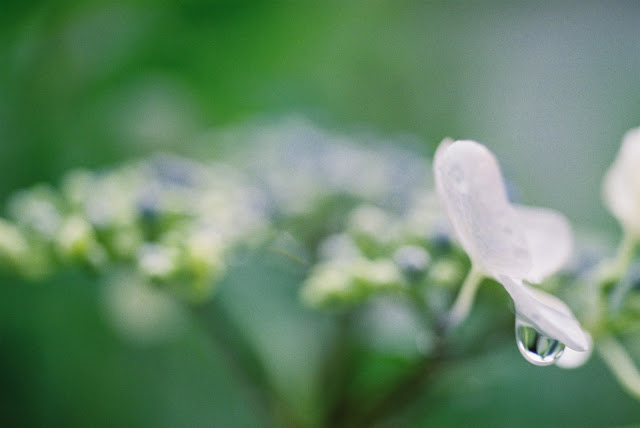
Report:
0,120,437,301
300,198,468,308
0,153,269,300
2,120,640,401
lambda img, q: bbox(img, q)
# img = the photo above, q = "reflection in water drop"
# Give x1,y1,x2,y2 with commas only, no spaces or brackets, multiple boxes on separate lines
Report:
515,316,565,366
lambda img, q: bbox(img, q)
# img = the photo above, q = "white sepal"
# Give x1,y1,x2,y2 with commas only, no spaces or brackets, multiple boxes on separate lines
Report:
603,127,640,236
434,140,530,279
515,205,573,283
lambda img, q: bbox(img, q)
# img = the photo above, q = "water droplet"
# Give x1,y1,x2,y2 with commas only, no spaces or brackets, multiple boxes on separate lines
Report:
515,316,565,366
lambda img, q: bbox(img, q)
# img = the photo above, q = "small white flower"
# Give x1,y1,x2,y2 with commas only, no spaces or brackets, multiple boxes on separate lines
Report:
603,127,640,238
138,243,177,279
102,272,187,345
434,139,590,353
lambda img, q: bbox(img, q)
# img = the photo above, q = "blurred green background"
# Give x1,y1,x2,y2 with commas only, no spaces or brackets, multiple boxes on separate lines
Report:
1,1,640,427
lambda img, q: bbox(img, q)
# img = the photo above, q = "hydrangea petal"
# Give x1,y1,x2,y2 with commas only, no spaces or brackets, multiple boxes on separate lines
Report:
603,127,640,236
556,332,593,369
603,166,640,236
515,205,573,283
499,275,590,352
434,140,531,278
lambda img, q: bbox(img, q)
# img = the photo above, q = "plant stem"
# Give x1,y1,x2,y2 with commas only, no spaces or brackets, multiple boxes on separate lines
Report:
347,289,446,427
190,299,273,424
446,266,485,329
353,349,446,428
585,231,637,329
595,230,637,287
325,311,355,427
597,335,640,399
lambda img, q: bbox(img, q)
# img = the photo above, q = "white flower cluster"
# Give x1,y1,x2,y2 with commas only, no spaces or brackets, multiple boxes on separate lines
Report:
2,121,640,385
1,154,270,299
302,126,640,375
0,121,436,301
244,119,432,214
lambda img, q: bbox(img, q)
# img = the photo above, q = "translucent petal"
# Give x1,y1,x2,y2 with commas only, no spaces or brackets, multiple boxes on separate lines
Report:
515,205,573,283
499,275,590,352
556,332,593,369
603,127,640,236
603,164,640,236
434,140,531,278
617,127,640,190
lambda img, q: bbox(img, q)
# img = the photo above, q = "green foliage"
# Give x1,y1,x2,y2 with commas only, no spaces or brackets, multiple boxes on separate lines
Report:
0,123,637,426
2,1,640,427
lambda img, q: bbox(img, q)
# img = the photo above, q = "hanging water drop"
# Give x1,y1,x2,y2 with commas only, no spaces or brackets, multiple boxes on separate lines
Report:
515,316,565,366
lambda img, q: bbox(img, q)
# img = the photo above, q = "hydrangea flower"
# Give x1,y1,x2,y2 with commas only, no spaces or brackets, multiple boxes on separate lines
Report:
603,127,640,239
434,139,590,361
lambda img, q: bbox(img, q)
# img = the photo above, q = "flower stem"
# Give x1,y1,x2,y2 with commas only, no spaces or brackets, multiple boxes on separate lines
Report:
597,335,640,400
189,300,273,422
586,231,637,329
595,230,637,287
324,311,355,427
446,266,484,329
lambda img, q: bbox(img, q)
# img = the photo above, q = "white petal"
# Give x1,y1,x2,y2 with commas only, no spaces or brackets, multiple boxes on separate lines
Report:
603,165,640,236
514,205,573,283
434,140,531,278
617,127,640,189
499,275,590,352
603,127,640,236
556,332,593,369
